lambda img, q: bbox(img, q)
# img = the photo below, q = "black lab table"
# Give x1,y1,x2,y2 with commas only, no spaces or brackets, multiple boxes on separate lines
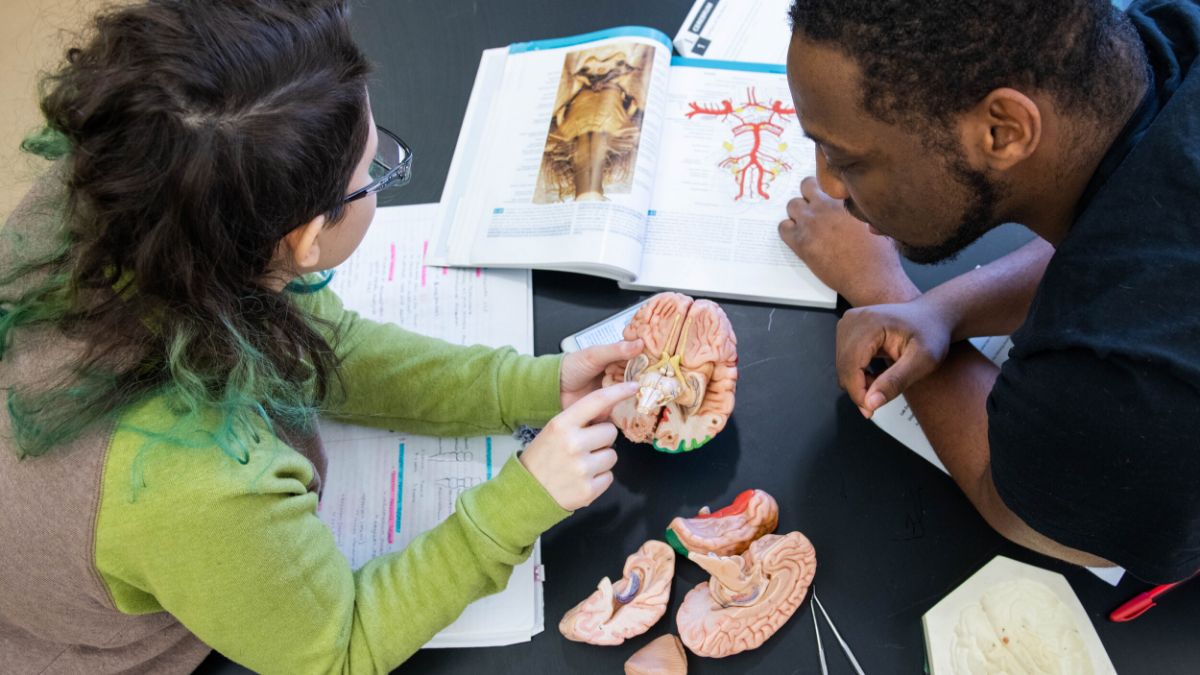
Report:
198,1,1199,672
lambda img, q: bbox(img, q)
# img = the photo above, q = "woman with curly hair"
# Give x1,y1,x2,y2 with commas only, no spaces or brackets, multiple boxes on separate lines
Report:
0,1,640,671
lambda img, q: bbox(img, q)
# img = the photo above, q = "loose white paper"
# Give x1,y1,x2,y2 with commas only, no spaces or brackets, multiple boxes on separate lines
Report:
674,0,794,64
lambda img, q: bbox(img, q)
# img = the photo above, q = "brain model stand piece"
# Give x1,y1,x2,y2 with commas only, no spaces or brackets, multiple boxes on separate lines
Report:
559,541,676,646
624,634,688,675
603,292,738,453
665,489,780,557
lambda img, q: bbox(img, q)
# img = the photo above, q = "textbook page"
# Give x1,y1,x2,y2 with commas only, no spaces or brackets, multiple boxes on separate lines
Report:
432,27,673,281
316,204,546,646
871,335,1126,586
673,0,793,64
626,60,836,308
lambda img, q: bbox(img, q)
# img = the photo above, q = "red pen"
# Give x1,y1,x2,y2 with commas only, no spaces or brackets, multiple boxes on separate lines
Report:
1109,583,1181,621
1109,571,1198,622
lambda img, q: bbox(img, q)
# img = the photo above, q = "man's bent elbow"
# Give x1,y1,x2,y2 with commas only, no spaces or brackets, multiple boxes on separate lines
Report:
973,471,1115,569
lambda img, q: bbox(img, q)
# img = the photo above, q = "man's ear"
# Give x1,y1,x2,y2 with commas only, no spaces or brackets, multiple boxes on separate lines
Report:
961,87,1042,172
284,214,326,271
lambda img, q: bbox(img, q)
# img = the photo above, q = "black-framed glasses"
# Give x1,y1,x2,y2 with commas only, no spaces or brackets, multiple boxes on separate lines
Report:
344,126,413,203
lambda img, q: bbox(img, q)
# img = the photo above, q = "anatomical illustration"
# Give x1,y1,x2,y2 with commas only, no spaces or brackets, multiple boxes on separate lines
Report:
625,634,688,675
676,531,817,658
685,87,797,201
534,43,655,203
665,489,779,557
560,540,675,646
602,293,738,453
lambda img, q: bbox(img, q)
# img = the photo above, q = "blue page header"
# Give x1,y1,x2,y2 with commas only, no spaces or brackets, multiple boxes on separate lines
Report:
670,57,787,74
510,26,671,53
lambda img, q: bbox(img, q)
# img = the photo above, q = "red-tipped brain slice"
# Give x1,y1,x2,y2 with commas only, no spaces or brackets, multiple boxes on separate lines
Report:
665,489,780,557
603,293,738,452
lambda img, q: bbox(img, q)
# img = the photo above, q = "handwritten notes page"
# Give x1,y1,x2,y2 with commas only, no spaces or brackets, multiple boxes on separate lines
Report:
315,204,545,646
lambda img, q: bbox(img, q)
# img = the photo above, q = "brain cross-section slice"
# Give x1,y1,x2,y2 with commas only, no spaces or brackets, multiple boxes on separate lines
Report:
603,293,738,453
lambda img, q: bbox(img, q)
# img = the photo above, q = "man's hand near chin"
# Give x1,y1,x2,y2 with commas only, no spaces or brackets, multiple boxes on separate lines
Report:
778,177,920,307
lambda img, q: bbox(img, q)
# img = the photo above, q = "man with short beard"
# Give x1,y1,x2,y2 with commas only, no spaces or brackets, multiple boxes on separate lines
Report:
779,0,1200,583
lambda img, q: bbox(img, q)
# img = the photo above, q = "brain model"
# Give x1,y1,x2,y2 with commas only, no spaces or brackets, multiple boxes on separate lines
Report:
665,489,779,557
560,540,676,645
603,293,738,453
676,531,817,658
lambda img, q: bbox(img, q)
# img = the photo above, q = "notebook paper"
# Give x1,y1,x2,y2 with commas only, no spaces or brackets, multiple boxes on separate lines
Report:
315,204,545,646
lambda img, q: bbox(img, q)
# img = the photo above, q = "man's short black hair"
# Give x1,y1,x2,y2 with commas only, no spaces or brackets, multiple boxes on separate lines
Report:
788,0,1146,129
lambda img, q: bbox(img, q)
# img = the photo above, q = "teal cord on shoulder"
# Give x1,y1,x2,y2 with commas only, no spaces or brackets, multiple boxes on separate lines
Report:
285,269,335,294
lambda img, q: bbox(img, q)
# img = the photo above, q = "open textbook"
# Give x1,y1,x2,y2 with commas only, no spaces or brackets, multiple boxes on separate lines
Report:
431,27,835,309
872,336,1126,586
316,204,547,647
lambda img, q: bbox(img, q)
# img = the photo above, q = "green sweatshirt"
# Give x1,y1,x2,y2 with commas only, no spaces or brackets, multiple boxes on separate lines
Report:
107,287,567,672
0,224,569,674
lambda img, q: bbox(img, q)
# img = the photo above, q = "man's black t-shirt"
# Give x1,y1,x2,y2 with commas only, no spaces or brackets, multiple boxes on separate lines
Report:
988,0,1200,583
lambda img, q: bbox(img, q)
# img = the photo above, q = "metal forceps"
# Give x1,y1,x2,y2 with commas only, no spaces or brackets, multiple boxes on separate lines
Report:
811,591,866,675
